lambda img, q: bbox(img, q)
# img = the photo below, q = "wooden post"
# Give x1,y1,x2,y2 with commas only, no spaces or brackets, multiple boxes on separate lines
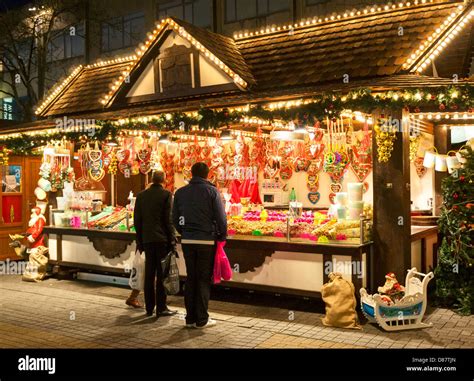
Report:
372,108,411,286
434,126,450,215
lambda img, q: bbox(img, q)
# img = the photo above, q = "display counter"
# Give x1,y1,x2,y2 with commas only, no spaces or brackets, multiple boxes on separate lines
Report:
44,226,373,298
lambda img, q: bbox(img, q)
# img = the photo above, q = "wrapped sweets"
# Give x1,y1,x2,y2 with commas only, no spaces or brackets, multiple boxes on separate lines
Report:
337,206,347,220
347,183,363,202
348,201,364,220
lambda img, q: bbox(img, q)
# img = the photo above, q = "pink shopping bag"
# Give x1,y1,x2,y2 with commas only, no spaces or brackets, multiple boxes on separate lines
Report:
213,241,233,284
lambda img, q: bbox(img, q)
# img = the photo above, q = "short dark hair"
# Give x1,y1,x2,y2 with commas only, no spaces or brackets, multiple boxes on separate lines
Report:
152,171,165,185
191,162,209,179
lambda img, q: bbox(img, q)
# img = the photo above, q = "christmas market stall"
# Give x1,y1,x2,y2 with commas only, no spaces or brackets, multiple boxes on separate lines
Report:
1,0,473,299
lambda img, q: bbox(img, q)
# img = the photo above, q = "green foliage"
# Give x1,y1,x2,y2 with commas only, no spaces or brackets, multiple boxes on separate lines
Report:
2,85,473,155
435,146,474,315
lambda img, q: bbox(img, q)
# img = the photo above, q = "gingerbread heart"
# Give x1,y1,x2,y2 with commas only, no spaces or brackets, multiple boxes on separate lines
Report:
88,150,102,162
116,149,130,162
139,161,151,174
119,161,131,175
414,157,427,178
308,192,320,205
137,148,151,162
329,192,337,205
330,183,342,194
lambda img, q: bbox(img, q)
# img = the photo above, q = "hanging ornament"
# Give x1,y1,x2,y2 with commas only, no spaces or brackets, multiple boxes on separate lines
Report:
414,157,427,178
409,135,420,162
374,119,396,163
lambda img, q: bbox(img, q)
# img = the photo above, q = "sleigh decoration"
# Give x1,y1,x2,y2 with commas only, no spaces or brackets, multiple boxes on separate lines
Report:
360,268,434,332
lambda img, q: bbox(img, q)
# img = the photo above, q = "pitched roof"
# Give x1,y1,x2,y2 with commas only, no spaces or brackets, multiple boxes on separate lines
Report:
35,0,473,118
235,1,467,90
40,60,133,117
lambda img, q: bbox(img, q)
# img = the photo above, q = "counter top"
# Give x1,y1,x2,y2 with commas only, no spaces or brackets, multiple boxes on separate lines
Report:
411,225,438,241
44,226,372,252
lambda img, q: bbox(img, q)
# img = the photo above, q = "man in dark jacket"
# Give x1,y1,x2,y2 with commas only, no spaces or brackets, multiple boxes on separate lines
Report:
134,171,177,317
172,162,227,328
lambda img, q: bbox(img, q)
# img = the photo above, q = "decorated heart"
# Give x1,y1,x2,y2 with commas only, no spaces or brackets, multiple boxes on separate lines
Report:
139,161,152,174
414,157,427,178
307,182,319,192
280,166,293,180
116,149,130,162
308,192,321,205
330,183,342,194
88,150,102,162
363,182,369,193
329,192,337,205
89,168,105,182
103,155,111,168
137,148,151,162
119,161,131,175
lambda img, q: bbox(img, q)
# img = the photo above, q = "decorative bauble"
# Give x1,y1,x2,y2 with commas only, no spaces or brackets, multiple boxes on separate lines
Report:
439,103,446,111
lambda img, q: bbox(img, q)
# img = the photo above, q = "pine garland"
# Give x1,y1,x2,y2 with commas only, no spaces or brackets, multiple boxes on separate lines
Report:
1,85,473,155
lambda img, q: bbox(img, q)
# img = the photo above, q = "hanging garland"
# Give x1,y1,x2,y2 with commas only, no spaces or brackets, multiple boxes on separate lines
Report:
1,85,473,155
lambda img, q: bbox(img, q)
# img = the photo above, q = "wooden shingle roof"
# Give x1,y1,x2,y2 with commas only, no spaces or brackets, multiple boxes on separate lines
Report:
36,0,473,118
43,61,132,117
235,1,464,90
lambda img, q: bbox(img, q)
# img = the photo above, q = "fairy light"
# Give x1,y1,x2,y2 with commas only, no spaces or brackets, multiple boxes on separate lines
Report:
406,4,472,72
35,65,83,115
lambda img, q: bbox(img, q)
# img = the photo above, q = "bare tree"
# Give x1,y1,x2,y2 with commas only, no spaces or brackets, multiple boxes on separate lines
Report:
0,0,93,121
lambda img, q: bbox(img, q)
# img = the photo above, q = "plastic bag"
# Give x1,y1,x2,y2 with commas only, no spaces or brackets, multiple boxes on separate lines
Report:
213,241,232,284
129,250,145,291
161,251,180,295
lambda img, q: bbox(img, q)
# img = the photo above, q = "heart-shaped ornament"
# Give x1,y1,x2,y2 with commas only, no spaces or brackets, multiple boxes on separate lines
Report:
414,157,427,178
88,150,102,162
137,148,151,162
119,161,131,175
308,192,320,205
330,183,342,194
116,149,130,162
139,161,152,175
329,192,337,205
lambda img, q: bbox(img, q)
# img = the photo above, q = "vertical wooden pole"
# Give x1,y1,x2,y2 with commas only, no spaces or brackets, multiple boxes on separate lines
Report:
372,108,411,285
434,126,450,215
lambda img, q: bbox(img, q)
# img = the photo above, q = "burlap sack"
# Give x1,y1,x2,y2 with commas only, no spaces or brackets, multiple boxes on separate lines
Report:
22,246,49,282
321,272,360,329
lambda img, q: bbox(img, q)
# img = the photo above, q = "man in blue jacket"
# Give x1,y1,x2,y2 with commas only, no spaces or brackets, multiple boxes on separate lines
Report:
173,162,227,328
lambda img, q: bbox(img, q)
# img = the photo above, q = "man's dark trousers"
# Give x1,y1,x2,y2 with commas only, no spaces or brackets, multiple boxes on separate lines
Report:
182,244,215,326
144,242,168,314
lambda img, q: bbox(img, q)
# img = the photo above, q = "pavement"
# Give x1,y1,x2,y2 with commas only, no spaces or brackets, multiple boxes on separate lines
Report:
0,275,472,349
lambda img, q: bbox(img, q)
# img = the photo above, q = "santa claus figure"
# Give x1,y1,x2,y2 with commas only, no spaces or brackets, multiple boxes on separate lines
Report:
378,272,405,295
26,207,46,248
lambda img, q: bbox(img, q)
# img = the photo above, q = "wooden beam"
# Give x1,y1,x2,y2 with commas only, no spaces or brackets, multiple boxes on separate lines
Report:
434,125,451,215
372,108,412,286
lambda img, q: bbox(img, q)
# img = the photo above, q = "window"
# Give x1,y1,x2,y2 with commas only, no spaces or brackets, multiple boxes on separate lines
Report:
47,24,85,62
157,0,212,28
101,12,145,52
225,0,289,23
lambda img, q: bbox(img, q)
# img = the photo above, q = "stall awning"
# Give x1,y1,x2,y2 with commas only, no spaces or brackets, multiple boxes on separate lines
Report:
35,0,473,119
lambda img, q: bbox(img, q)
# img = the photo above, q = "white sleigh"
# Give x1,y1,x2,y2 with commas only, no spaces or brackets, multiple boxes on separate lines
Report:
360,268,434,332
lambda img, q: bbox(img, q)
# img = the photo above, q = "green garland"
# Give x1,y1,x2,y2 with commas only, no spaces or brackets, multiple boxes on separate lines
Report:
1,85,473,155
